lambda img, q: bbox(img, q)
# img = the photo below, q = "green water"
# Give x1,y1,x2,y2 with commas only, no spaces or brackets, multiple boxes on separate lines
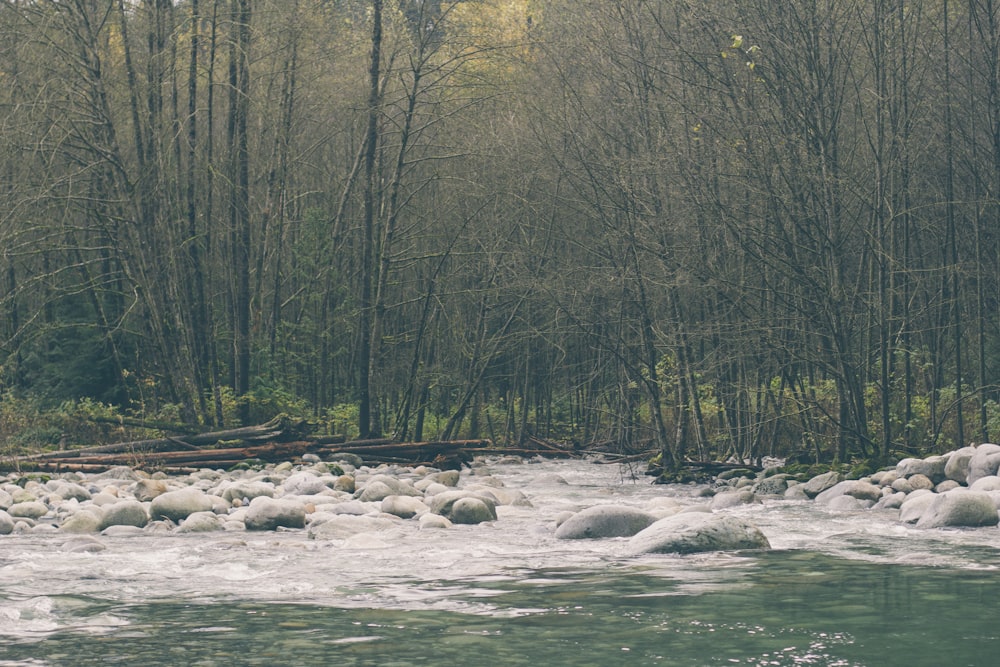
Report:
3,550,996,666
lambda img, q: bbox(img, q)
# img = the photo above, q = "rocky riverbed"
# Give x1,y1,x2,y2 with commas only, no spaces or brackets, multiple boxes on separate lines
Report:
3,443,1000,556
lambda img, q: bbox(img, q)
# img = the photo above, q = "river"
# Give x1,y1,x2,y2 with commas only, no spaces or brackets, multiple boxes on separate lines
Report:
2,458,999,665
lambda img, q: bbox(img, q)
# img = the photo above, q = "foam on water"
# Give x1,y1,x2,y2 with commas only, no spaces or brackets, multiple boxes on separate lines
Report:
4,458,1000,643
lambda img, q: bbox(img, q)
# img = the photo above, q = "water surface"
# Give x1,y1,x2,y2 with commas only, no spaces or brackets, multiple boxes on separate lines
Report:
2,460,999,665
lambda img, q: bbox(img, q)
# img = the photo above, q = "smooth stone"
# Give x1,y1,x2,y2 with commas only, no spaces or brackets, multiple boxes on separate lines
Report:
969,476,1000,492
381,495,429,519
873,491,906,510
7,501,49,519
826,495,866,511
801,471,842,498
942,446,976,485
430,470,460,487
245,497,306,531
626,513,771,555
220,481,275,503
710,489,758,509
907,474,934,491
966,444,1000,486
916,490,1000,528
59,509,104,533
99,500,149,529
0,510,13,535
935,480,961,493
282,472,331,496
752,475,790,495
306,514,400,539
784,485,810,500
554,505,657,539
418,513,452,529
150,488,214,522
53,482,92,502
553,510,576,527
427,490,497,520
871,470,898,487
333,475,355,493
0,489,11,510
815,480,882,504
896,456,948,484
60,535,107,553
891,477,914,494
468,486,531,507
327,500,377,515
356,481,397,503
448,497,497,524
177,511,225,533
91,492,120,507
132,479,170,502
899,491,938,524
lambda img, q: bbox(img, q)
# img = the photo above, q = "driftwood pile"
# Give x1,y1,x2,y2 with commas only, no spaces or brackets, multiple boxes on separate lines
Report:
0,416,583,475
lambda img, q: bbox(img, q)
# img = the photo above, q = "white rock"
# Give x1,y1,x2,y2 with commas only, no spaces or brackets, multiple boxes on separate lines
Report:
916,489,1000,529
244,496,306,531
626,513,771,555
554,505,657,539
966,444,1000,486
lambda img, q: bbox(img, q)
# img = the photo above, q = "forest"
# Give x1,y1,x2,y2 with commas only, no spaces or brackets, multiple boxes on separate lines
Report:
1,0,999,470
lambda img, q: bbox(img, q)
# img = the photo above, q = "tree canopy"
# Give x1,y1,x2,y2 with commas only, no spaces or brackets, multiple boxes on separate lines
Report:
2,0,999,467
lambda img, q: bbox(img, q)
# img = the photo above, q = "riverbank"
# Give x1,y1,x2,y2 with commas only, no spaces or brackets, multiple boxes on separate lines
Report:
3,443,1000,553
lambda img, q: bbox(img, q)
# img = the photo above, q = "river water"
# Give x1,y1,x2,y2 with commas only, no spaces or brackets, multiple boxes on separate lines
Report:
2,459,999,666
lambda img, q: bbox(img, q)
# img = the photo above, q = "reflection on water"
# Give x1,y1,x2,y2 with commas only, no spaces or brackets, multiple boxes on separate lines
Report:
2,459,1000,665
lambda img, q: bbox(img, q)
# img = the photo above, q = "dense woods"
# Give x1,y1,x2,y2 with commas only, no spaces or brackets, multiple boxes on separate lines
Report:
2,0,999,468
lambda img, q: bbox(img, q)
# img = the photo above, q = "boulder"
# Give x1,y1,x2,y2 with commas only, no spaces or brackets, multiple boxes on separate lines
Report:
969,476,1000,492
7,501,49,520
245,496,306,531
944,446,977,485
709,489,758,510
380,495,429,519
873,491,907,510
59,509,104,533
306,513,399,539
891,477,914,494
0,510,13,535
428,490,497,521
800,471,842,498
131,479,169,502
554,505,657,539
282,472,330,496
915,490,1000,529
784,485,810,500
898,490,937,524
907,474,934,491
150,488,215,522
220,481,275,504
626,513,771,555
418,513,452,530
99,500,149,530
966,444,1000,487
826,495,866,511
752,475,791,496
177,511,225,533
448,497,497,524
815,480,882,505
896,456,948,484
936,480,961,493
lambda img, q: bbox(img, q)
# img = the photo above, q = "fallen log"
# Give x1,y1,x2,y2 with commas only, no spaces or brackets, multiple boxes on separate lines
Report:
23,415,312,460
